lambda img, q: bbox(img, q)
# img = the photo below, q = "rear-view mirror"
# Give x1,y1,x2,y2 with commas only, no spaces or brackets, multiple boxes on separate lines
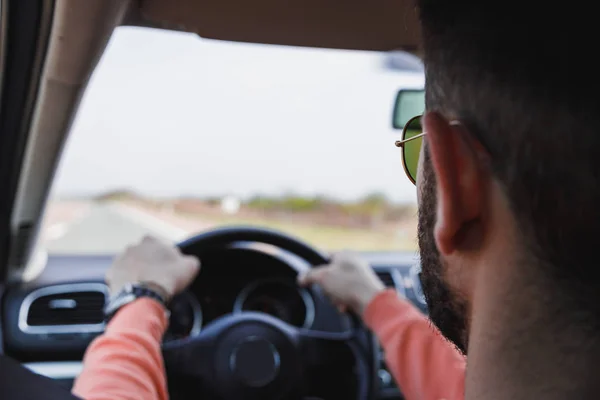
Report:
392,89,425,130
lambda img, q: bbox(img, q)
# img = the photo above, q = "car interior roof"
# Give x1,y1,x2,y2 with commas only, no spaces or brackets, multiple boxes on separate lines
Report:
8,0,422,278
126,0,422,52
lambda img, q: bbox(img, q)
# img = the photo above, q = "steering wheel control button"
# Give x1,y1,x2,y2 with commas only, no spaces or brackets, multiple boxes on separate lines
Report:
230,336,281,387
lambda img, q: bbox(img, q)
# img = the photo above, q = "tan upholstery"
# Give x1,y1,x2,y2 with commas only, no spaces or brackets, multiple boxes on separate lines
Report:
126,0,422,52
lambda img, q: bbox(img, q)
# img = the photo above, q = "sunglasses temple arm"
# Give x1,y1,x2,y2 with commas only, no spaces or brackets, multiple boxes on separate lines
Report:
395,131,426,147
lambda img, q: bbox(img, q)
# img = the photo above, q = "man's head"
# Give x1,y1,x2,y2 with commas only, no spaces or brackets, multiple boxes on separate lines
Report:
414,1,600,354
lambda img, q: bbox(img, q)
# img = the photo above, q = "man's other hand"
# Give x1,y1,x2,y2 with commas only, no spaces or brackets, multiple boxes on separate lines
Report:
298,252,385,316
106,235,200,300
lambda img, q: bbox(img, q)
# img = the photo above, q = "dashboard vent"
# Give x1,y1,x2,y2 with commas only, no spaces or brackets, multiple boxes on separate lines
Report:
20,284,108,334
376,270,397,288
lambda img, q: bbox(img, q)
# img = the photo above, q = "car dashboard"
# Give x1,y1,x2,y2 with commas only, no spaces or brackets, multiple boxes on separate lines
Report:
1,249,426,399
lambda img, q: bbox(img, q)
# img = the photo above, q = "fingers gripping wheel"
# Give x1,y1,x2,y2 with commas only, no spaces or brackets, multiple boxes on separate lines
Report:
163,227,375,400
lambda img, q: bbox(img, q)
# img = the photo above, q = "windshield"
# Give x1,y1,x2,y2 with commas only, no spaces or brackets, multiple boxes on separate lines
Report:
41,27,423,256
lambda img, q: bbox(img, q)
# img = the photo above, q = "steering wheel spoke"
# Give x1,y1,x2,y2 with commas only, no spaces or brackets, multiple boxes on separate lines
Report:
163,321,221,397
163,330,215,378
296,329,352,368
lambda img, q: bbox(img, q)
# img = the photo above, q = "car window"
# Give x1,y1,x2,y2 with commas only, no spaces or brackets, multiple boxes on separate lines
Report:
42,27,423,255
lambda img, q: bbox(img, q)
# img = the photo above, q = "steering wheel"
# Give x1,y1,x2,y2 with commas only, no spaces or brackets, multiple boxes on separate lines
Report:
161,226,376,400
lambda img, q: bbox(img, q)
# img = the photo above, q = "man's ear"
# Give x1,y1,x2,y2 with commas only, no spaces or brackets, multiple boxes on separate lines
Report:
422,112,486,256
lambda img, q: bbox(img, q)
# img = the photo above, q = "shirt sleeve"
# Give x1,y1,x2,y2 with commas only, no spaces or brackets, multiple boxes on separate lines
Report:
72,298,169,400
364,289,465,400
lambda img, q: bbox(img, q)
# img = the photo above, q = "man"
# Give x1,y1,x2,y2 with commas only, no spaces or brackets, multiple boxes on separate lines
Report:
7,1,592,398
312,1,600,399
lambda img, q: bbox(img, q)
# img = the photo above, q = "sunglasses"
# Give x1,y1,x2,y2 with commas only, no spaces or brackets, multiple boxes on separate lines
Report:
395,115,425,185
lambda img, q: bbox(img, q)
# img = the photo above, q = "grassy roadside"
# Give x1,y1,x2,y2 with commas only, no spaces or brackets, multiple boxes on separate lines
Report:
111,197,419,251
173,211,417,251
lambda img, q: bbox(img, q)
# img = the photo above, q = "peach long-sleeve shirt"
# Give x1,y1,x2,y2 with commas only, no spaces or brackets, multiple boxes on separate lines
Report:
73,289,465,400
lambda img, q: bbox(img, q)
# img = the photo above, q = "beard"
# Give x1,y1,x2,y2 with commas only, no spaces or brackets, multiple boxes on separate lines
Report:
417,148,469,355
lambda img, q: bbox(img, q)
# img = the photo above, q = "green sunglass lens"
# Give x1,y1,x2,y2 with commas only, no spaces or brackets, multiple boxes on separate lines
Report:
402,116,423,183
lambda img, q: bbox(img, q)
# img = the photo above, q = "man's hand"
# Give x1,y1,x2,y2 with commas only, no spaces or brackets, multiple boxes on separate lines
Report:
106,235,200,300
298,252,385,316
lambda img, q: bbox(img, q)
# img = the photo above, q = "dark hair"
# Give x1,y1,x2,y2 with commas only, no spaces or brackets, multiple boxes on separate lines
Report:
417,2,600,310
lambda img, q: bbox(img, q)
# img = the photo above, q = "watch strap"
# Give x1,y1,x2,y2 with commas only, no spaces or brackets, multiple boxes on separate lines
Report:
104,283,169,322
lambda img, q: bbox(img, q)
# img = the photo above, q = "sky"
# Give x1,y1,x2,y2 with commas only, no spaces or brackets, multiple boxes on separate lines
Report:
52,27,424,204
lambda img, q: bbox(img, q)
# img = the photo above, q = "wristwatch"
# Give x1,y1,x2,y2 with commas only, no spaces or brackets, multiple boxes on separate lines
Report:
104,283,170,322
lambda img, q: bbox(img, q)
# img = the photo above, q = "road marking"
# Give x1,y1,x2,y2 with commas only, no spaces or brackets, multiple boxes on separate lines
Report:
108,202,189,241
42,203,92,242
23,201,94,280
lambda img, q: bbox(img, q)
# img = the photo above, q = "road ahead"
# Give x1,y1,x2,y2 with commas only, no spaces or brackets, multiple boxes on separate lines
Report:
39,200,416,256
43,202,191,254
